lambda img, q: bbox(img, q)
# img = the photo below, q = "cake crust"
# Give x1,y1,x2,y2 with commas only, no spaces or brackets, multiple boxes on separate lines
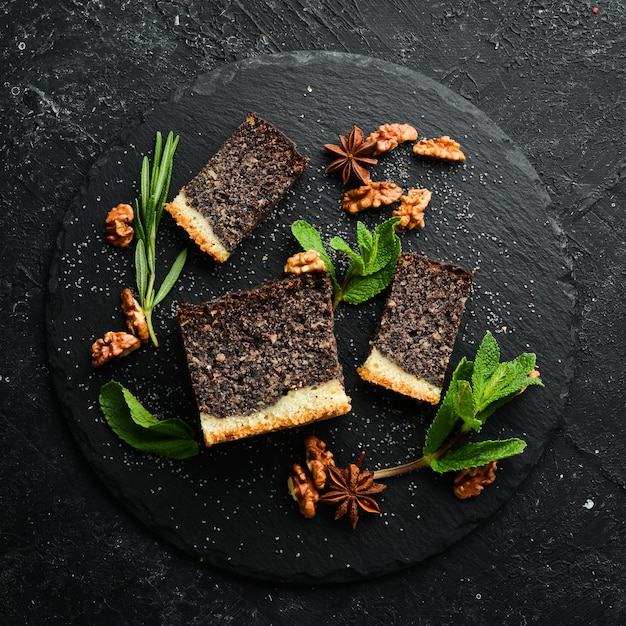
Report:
198,380,350,446
358,253,473,404
166,112,309,262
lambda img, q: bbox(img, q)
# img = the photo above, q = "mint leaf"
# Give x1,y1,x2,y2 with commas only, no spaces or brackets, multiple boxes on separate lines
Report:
456,379,481,431
291,220,338,287
378,334,542,481
336,218,401,304
471,333,543,418
361,217,401,276
474,366,544,423
356,221,374,265
99,381,199,460
118,383,160,428
471,331,500,398
430,438,527,473
148,419,197,439
474,362,513,410
291,218,401,308
341,255,398,305
121,435,198,460
422,357,474,456
329,236,365,276
475,366,543,421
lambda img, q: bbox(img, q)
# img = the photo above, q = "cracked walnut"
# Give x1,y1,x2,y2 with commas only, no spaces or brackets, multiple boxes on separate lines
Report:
342,181,403,214
367,123,418,155
104,203,135,247
413,136,466,162
91,331,142,368
393,188,432,231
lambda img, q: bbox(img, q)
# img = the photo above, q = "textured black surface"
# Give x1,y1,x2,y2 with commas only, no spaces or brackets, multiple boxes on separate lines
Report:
2,2,625,624
46,52,571,584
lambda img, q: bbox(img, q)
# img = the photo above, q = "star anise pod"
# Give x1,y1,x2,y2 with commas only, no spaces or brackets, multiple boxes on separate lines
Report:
324,126,378,185
319,451,386,528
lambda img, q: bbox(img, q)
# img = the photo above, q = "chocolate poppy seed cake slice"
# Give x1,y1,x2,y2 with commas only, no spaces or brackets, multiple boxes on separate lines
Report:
165,112,309,262
357,253,473,404
177,272,351,446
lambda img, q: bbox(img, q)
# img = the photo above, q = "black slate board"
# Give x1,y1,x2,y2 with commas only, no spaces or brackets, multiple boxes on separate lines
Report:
46,52,574,584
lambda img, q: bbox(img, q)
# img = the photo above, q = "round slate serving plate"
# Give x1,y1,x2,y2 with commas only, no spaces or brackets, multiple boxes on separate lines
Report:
46,52,574,584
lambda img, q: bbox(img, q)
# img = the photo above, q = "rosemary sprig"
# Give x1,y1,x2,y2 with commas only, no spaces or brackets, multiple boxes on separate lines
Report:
133,131,187,347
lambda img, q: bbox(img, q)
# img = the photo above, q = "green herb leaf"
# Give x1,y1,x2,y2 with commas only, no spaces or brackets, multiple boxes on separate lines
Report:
423,332,542,455
292,218,401,308
356,221,374,264
341,255,398,305
374,333,543,482
471,331,500,397
135,239,148,301
152,247,188,307
473,351,543,421
140,155,150,223
99,381,199,460
455,379,481,431
291,220,338,287
422,357,473,456
430,438,527,473
361,217,401,276
329,236,364,272
154,132,179,228
133,198,146,244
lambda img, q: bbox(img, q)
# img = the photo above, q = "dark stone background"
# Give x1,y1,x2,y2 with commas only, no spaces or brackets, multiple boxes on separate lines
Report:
1,2,624,624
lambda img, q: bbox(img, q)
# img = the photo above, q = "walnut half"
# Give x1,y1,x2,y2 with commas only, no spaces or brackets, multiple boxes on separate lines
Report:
91,331,142,368
367,123,418,155
104,203,135,247
304,435,336,490
413,136,466,162
392,188,432,231
287,463,320,519
120,288,149,343
342,181,403,214
284,250,327,275
453,461,498,499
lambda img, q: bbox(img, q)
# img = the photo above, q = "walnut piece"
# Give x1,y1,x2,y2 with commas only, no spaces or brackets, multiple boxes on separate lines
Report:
304,435,336,490
91,331,142,368
284,249,327,275
287,463,320,519
104,203,135,247
367,123,418,155
120,288,149,343
342,181,403,214
453,461,498,499
412,136,466,162
392,188,432,231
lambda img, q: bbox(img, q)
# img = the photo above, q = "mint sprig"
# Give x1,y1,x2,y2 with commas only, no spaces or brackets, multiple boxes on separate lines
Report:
291,217,402,308
430,439,527,473
99,381,199,460
373,332,543,479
